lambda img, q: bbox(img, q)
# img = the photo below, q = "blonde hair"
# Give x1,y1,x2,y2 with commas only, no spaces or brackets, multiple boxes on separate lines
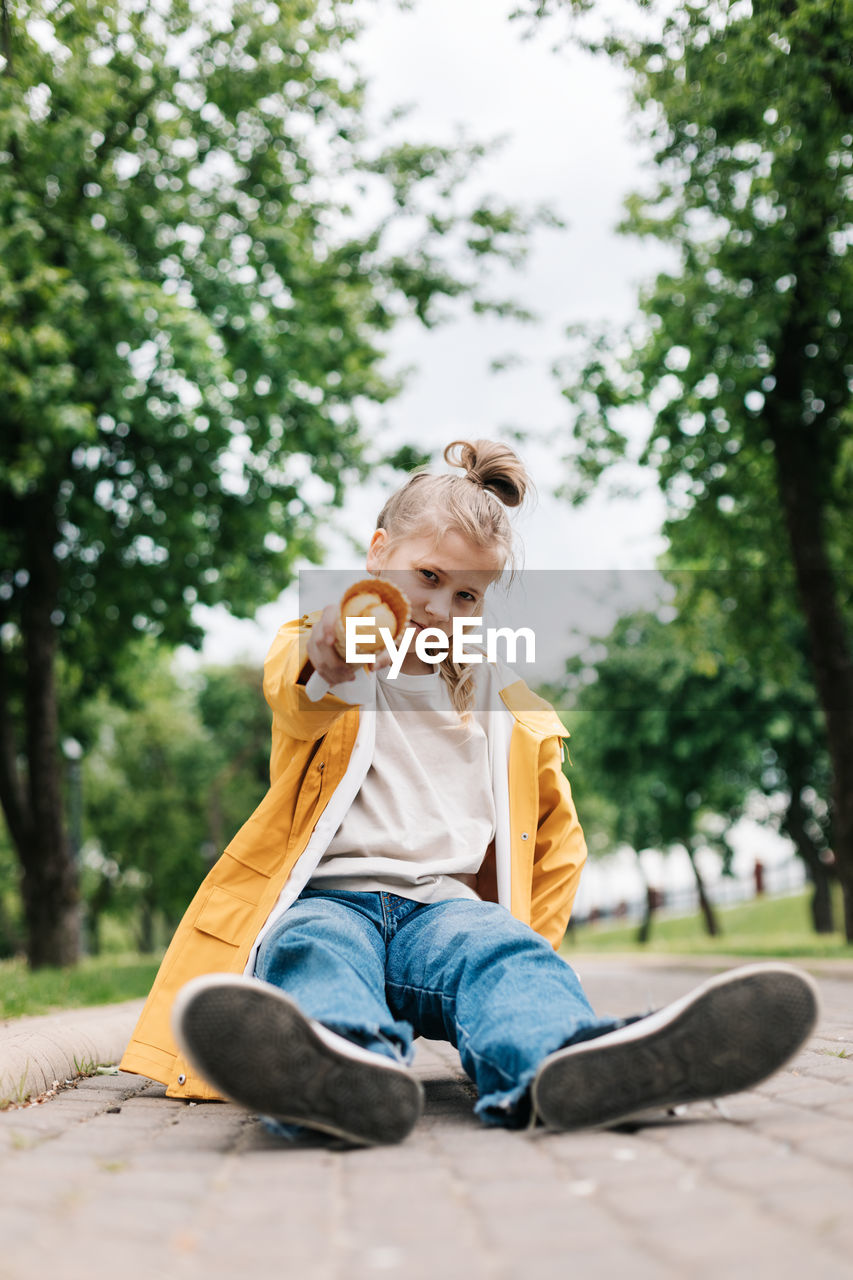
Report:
375,439,532,716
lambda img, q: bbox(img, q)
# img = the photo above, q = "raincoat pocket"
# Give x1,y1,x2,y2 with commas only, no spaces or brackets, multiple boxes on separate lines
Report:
194,885,258,947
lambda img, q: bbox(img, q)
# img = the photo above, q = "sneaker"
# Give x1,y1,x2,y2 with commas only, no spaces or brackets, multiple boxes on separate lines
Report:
171,974,424,1145
531,962,820,1132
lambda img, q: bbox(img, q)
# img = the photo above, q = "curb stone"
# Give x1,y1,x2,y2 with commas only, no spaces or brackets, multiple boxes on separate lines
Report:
0,999,144,1105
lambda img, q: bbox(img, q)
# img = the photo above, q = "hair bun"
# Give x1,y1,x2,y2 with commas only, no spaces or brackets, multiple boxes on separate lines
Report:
444,439,529,509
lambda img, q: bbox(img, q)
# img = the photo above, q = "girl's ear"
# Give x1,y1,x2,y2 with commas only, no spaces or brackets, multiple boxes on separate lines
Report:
366,528,388,573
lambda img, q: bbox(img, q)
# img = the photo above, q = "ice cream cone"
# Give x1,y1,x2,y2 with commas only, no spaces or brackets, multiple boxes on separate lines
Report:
333,578,411,659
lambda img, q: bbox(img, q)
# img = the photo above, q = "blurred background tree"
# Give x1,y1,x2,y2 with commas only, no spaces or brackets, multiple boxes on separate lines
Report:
0,0,540,966
531,0,853,936
668,575,836,931
0,824,24,957
81,655,216,954
78,654,270,955
195,661,271,852
556,596,834,944
560,609,756,942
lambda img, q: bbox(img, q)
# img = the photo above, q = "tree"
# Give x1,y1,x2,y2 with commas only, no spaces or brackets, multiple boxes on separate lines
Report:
530,0,853,936
562,610,768,940
0,0,538,965
669,576,837,931
559,604,835,941
61,656,277,953
195,661,271,851
0,823,24,957
82,656,221,953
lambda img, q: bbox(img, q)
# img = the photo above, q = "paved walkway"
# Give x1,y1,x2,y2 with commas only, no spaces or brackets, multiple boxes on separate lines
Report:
1,958,852,1280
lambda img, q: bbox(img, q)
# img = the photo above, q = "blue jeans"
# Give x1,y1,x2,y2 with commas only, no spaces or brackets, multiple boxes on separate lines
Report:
254,888,620,1128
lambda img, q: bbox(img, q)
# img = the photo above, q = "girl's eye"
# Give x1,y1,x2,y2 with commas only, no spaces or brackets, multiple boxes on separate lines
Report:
457,592,476,603
419,569,438,582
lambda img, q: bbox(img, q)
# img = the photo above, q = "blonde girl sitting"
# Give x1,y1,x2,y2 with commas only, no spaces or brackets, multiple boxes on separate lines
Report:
123,440,818,1144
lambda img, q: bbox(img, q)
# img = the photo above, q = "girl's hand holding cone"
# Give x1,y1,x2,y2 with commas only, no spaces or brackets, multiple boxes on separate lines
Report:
305,579,411,700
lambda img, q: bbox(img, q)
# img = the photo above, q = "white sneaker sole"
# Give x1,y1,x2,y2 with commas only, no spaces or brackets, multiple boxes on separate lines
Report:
172,974,424,1145
531,962,820,1131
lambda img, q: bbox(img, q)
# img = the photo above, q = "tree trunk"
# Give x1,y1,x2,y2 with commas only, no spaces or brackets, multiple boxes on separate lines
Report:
811,870,835,936
1,0,13,75
768,373,853,940
0,500,80,968
782,786,835,934
634,853,657,945
755,116,853,939
687,846,720,937
138,899,155,955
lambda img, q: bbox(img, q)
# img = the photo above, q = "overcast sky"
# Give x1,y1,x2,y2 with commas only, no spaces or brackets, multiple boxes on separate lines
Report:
196,0,673,665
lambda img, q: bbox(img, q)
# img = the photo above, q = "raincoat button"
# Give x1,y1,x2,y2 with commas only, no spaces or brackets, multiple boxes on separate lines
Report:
521,832,529,841
177,1073,186,1085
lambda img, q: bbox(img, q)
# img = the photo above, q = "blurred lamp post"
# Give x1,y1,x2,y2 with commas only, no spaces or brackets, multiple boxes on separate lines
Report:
62,737,85,955
62,737,83,864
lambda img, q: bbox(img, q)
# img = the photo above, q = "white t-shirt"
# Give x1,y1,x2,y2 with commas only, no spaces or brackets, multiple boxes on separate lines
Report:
310,667,496,902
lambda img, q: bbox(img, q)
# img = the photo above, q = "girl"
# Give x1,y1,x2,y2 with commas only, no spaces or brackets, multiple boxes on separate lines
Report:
122,440,818,1144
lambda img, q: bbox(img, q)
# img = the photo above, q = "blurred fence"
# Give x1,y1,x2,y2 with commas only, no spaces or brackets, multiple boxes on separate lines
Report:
573,857,807,928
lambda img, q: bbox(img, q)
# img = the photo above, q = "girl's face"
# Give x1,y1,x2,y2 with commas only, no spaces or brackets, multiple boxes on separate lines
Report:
366,527,505,675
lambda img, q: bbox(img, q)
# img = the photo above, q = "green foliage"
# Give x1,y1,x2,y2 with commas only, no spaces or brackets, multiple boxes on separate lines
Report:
195,661,270,846
555,593,834,937
0,0,535,677
0,824,24,957
667,575,832,848
0,0,545,962
537,0,853,932
542,0,853,681
562,609,762,861
553,0,852,539
78,655,274,946
0,652,276,954
81,656,218,945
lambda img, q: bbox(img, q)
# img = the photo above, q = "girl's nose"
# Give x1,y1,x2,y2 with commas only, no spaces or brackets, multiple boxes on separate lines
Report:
425,592,452,623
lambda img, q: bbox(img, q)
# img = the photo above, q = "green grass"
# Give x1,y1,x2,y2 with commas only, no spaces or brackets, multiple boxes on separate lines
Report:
0,953,162,1020
564,886,853,960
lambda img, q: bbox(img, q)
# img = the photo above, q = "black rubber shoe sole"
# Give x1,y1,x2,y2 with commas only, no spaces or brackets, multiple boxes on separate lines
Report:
531,962,820,1132
172,974,424,1146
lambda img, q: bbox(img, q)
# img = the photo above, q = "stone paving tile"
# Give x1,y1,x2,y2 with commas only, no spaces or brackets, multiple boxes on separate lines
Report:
755,1071,812,1099
709,1150,833,1190
821,1092,853,1117
760,1179,852,1232
650,1212,844,1280
768,1078,850,1108
797,1052,853,1080
785,1130,853,1169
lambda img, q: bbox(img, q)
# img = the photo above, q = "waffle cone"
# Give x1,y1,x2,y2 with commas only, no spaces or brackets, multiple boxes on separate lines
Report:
334,578,411,658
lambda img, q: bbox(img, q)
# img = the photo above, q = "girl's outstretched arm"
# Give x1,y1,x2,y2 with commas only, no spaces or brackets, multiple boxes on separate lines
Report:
303,604,357,689
263,614,356,744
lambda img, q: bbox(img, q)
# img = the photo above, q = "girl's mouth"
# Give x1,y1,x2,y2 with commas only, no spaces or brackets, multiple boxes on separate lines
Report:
411,620,451,645
412,620,446,633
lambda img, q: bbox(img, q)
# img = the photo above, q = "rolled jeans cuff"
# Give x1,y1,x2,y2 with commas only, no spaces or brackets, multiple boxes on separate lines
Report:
474,1067,538,1129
